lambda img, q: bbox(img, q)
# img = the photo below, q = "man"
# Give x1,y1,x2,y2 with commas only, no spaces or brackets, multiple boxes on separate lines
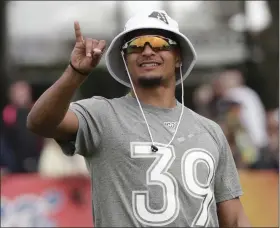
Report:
216,99,257,169
27,10,250,227
212,70,268,152
2,81,43,173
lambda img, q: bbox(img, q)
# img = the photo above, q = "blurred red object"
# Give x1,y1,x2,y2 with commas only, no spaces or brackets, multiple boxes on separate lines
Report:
1,174,94,227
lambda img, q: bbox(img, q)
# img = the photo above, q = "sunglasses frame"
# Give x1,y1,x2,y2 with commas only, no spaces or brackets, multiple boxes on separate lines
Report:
121,35,178,54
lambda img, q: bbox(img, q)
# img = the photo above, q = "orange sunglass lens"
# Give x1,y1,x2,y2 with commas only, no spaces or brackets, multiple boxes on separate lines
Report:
129,36,169,48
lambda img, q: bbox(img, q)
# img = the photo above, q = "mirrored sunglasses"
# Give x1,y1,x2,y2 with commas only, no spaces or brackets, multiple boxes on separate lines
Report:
122,35,177,54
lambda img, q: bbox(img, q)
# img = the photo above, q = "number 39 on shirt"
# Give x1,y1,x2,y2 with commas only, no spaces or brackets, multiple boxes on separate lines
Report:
130,143,215,227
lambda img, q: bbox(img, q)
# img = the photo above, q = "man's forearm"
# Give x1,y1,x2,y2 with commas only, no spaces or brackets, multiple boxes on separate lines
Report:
27,65,86,134
217,198,251,228
235,210,251,227
219,213,251,228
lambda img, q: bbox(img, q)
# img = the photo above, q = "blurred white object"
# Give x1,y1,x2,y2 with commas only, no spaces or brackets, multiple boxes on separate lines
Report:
39,139,88,177
7,1,117,39
228,13,247,32
225,86,269,149
7,1,246,67
229,1,271,33
245,0,272,32
272,109,279,123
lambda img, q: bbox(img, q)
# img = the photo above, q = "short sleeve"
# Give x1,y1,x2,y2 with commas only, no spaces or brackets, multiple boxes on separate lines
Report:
214,126,243,203
57,97,105,157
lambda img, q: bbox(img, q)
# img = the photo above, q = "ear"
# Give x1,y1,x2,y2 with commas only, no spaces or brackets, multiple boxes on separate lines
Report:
174,49,182,68
175,57,182,68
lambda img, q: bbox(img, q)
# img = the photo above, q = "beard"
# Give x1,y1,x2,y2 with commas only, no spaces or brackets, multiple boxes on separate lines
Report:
137,75,163,88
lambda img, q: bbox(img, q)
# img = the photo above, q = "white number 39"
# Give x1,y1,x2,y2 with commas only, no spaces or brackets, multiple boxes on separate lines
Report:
131,143,215,227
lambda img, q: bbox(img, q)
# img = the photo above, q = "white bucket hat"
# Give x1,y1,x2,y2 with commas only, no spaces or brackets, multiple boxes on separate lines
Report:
105,10,197,87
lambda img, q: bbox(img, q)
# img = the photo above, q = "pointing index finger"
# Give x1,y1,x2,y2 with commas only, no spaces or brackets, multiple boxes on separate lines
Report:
74,21,83,43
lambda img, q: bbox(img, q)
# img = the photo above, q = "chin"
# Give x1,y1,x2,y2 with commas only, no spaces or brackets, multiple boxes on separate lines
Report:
139,74,161,80
137,75,163,88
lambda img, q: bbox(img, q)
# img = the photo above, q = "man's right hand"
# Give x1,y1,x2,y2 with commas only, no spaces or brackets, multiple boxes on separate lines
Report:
70,21,106,76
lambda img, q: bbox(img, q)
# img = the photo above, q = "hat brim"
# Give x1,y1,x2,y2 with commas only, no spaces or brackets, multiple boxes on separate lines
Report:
105,26,197,88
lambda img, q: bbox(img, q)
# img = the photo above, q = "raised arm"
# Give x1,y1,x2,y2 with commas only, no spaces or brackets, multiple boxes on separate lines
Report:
27,21,106,140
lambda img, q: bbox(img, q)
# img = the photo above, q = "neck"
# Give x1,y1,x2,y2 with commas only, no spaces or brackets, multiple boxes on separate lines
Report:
130,85,177,109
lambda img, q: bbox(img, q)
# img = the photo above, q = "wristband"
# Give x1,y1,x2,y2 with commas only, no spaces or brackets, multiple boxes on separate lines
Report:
69,61,88,76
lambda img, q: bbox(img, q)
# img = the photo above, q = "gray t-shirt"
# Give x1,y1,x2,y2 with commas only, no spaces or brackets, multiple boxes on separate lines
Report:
58,94,243,227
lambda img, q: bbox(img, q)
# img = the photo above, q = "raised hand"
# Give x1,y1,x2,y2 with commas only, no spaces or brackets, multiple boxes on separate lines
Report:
70,21,106,75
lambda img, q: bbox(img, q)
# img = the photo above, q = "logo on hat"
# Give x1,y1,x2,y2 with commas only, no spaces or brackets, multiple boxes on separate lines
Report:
148,11,169,25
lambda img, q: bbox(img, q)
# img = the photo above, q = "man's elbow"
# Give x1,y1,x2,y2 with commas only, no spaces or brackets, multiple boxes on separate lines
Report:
26,113,35,131
26,113,41,134
26,114,53,138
